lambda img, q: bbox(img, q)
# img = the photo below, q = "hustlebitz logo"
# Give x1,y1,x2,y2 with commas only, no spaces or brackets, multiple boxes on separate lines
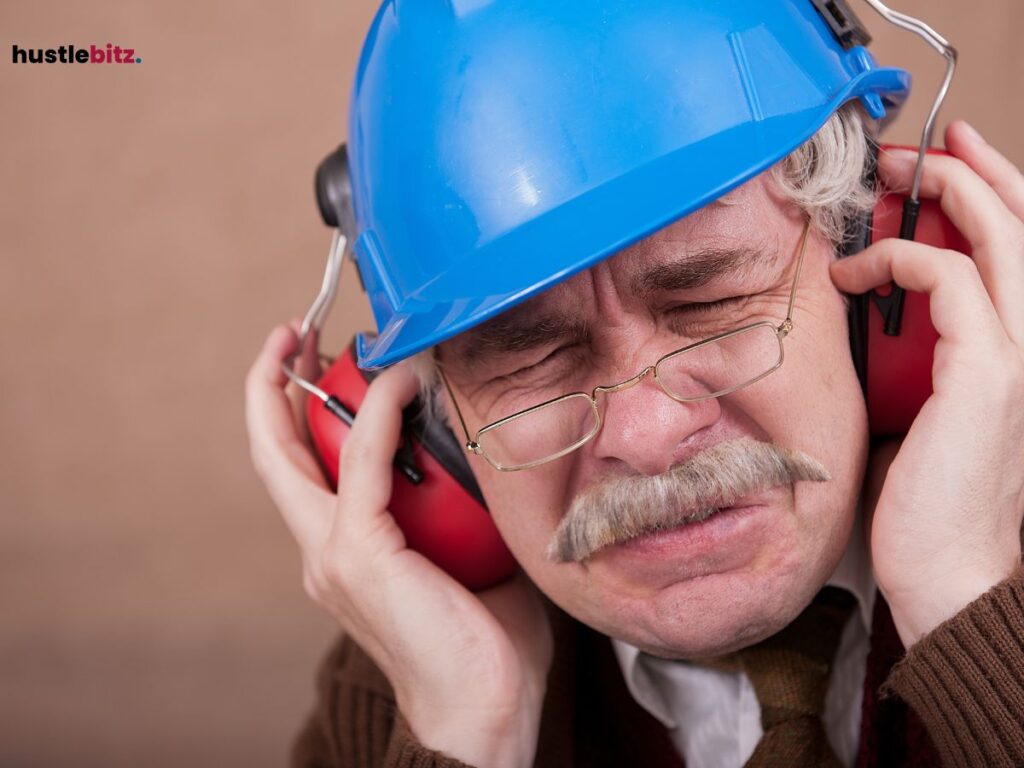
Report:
12,44,142,64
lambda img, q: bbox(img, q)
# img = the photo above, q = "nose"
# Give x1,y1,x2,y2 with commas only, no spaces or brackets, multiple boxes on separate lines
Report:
588,375,722,476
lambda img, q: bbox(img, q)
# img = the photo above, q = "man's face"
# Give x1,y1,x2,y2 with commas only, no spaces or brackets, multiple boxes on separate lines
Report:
438,173,869,659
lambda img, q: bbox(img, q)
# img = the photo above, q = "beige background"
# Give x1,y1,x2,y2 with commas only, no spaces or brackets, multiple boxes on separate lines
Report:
2,2,1022,766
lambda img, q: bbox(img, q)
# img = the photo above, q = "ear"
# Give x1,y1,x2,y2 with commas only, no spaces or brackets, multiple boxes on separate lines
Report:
840,140,880,396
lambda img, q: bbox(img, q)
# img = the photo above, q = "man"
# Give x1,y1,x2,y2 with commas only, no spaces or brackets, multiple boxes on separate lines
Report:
246,2,1024,766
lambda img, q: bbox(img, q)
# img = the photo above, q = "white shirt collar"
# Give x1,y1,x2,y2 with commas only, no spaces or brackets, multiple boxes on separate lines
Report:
828,509,876,631
610,510,876,729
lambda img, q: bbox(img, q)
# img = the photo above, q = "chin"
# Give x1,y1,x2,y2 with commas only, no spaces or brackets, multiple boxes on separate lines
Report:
534,496,851,659
601,564,827,659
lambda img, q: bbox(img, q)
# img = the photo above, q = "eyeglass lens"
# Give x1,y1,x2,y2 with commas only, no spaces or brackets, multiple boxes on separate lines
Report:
476,323,784,470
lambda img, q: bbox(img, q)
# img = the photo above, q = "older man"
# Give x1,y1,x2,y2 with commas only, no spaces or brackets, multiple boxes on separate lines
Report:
246,2,1024,766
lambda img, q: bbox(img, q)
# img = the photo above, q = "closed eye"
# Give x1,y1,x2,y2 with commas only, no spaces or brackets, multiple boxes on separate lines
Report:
663,296,752,336
666,296,746,315
501,344,585,384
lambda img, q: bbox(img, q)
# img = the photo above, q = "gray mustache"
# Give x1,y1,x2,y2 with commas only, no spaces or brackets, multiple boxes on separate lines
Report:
547,437,830,563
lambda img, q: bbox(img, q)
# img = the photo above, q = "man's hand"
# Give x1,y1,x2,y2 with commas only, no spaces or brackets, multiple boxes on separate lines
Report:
831,121,1024,648
245,323,552,768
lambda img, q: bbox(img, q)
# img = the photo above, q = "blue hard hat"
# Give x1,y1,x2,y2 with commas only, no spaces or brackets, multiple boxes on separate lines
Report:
349,0,910,369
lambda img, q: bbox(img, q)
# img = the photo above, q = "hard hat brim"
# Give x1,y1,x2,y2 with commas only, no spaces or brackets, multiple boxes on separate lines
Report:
356,66,908,369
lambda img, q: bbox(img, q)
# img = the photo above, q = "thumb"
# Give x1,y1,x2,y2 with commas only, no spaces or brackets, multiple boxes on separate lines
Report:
332,362,421,550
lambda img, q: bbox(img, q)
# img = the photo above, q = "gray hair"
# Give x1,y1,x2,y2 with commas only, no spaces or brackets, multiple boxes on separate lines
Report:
412,101,878,407
771,101,877,246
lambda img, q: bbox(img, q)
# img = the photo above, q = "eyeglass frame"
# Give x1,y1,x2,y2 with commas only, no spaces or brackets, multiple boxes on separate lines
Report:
438,219,812,472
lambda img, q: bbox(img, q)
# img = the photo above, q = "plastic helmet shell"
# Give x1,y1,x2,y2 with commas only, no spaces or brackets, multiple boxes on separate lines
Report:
349,0,910,369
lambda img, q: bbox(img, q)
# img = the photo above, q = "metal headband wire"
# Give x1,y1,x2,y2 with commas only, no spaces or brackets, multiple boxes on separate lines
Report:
859,0,958,202
281,230,347,402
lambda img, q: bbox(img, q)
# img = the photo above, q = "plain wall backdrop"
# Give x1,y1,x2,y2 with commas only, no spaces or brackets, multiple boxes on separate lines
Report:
2,1,1022,766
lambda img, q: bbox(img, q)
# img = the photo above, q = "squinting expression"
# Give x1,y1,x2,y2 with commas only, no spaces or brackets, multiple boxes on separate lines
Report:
438,172,869,659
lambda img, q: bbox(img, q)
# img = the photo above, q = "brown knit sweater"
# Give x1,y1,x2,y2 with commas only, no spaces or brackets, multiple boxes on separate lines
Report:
291,568,1024,768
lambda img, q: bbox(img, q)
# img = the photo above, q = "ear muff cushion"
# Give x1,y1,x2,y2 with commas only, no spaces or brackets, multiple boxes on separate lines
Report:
844,145,971,436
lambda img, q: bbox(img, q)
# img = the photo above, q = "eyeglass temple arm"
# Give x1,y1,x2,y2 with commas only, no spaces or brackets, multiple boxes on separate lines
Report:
781,221,812,336
439,367,480,452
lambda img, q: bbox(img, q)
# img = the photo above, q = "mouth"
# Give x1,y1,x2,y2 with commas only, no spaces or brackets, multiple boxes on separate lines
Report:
552,491,772,564
587,503,775,583
612,504,755,553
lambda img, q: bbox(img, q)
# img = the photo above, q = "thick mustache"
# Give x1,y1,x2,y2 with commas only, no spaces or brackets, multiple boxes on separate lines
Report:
547,437,830,563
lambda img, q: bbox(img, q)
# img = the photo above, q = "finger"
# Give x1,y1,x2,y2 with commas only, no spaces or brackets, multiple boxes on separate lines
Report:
245,324,334,548
946,120,1024,223
830,238,1006,349
330,362,421,549
878,147,1022,254
246,324,325,484
288,317,324,383
877,148,1024,346
283,317,323,444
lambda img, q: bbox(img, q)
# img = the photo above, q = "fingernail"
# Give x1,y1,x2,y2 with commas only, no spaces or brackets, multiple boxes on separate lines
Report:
960,120,986,145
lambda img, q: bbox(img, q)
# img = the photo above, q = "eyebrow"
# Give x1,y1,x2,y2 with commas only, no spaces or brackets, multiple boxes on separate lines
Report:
631,245,780,298
448,244,779,372
452,312,589,371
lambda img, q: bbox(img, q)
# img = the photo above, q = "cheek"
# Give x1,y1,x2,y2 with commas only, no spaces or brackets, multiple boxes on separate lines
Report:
759,246,866,448
728,286,868,530
798,288,869,490
477,459,606,614
475,459,574,569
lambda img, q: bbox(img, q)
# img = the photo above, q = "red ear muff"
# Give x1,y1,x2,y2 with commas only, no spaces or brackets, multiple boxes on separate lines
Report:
305,343,517,591
864,147,973,436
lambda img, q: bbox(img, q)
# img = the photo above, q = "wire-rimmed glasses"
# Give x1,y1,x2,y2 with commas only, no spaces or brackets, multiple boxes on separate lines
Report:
440,221,811,471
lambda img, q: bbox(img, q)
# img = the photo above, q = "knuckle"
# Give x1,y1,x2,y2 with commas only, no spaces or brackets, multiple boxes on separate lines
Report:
301,567,320,601
320,549,353,592
914,151,955,182
302,564,328,603
941,249,978,278
885,237,915,259
939,155,974,186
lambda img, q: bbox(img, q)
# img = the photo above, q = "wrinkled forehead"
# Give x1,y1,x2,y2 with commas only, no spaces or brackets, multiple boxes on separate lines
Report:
441,174,791,365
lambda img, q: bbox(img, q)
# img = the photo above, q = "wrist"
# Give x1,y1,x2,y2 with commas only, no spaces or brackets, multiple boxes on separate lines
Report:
399,691,543,768
886,559,1020,648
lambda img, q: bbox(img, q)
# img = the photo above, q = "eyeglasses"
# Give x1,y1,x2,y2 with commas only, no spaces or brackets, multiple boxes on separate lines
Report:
440,221,811,472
